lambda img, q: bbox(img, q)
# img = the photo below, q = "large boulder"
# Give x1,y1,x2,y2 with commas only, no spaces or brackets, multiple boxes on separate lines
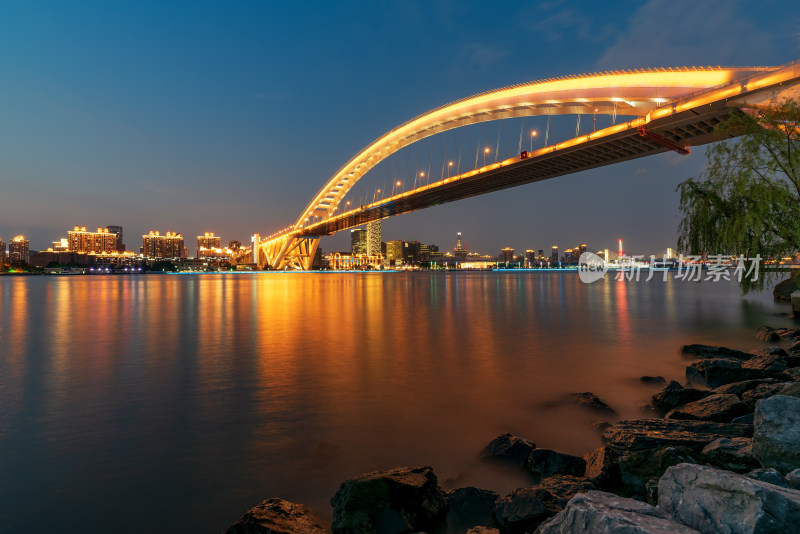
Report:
774,274,800,301
658,463,800,534
745,468,792,488
330,466,446,534
494,488,560,534
569,392,617,414
752,395,800,474
665,393,751,423
602,418,753,454
743,351,800,372
743,382,792,407
713,378,780,397
617,446,700,499
779,381,800,396
445,487,500,534
680,344,755,360
534,490,700,534
583,446,620,490
757,326,781,342
223,498,328,534
527,449,586,480
535,475,595,507
787,469,800,490
686,359,791,388
701,437,761,473
479,433,536,468
650,381,711,413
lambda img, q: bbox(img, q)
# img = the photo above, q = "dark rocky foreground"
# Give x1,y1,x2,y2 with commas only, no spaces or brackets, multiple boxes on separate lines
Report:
223,326,800,533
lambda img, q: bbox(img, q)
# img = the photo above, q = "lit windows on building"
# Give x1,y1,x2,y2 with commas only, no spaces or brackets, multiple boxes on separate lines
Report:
197,232,222,258
350,228,366,255
68,226,118,254
9,235,30,264
142,231,186,259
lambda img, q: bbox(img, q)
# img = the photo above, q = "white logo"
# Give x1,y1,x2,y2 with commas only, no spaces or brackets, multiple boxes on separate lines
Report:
578,252,608,283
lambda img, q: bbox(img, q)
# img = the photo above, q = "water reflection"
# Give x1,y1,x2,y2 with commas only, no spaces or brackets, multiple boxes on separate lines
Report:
0,273,792,533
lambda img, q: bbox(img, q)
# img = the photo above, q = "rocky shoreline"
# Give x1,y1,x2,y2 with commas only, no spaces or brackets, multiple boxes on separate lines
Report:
223,325,800,533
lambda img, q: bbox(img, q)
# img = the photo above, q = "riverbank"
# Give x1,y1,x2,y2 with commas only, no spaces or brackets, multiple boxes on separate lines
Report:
223,326,800,533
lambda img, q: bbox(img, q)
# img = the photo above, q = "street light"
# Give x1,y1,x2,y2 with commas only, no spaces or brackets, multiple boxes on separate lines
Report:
530,130,537,152
448,161,453,177
483,147,490,166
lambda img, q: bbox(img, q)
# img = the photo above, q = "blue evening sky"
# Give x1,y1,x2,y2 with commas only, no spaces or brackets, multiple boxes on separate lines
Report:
1,0,798,255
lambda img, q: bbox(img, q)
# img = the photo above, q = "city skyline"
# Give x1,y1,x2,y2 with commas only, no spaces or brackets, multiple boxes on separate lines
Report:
1,2,798,258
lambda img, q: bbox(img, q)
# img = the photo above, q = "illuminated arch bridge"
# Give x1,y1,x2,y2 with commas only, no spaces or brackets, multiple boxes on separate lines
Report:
248,59,800,270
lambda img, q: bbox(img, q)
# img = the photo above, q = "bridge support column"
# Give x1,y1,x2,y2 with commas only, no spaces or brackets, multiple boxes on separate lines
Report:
259,235,320,270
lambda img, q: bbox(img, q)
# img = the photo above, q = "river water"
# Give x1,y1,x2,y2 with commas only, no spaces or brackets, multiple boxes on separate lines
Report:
0,272,794,532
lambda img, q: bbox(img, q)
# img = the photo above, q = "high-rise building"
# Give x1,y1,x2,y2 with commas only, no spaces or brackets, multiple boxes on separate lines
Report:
455,232,467,261
107,225,124,252
579,243,587,256
551,246,559,264
197,232,222,257
525,249,536,267
385,240,404,266
500,247,514,263
350,229,366,255
403,241,421,264
9,235,30,264
366,220,381,257
68,226,118,254
142,231,186,259
0,238,5,263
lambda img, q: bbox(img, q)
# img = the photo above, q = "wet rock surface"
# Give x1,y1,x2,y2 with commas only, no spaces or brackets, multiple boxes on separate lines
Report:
757,325,781,341
617,446,700,499
534,475,595,507
569,392,617,414
712,378,780,397
582,446,620,490
658,463,800,534
752,395,800,474
686,358,790,388
665,393,751,423
680,344,754,360
601,418,753,453
535,490,700,534
330,466,446,534
223,498,328,534
745,467,791,488
479,433,536,469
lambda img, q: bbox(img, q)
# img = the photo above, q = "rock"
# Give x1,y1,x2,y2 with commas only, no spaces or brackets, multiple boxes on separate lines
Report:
665,393,751,423
534,490,700,534
445,487,500,534
640,375,666,385
779,381,800,396
775,328,800,340
535,475,595,507
701,437,761,473
494,488,560,533
223,498,328,534
330,466,446,534
583,446,620,490
757,325,781,341
790,341,800,353
743,351,800,372
593,421,612,434
467,527,500,534
746,468,792,488
713,378,780,397
650,381,711,413
752,346,791,358
752,395,800,474
786,469,800,490
479,433,536,468
788,367,800,381
686,358,791,388
644,478,660,506
658,463,800,533
743,382,792,407
617,446,701,499
774,274,800,301
733,413,755,424
602,418,753,453
680,344,755,360
569,392,617,414
527,449,586,480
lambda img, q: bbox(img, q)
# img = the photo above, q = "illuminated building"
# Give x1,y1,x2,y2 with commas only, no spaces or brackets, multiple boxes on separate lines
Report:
551,246,559,264
525,249,536,267
455,232,467,261
197,232,222,257
366,220,381,257
9,235,30,264
500,247,514,263
107,225,124,252
0,238,5,263
580,243,587,256
403,241,421,264
385,240,404,266
68,226,118,254
350,229,366,255
142,231,186,259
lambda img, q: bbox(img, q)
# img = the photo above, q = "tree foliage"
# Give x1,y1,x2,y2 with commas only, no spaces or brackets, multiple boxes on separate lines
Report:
677,98,800,291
